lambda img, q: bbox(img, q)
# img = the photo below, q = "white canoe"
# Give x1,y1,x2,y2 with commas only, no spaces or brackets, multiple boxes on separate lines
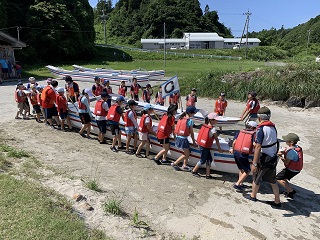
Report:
46,65,150,87
72,64,165,80
67,101,252,174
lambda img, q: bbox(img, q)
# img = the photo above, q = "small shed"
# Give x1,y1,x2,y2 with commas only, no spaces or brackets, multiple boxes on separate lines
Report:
0,31,26,64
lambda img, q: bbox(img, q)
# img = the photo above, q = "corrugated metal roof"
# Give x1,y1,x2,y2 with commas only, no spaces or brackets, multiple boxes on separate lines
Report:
224,38,261,43
141,39,185,43
0,31,26,48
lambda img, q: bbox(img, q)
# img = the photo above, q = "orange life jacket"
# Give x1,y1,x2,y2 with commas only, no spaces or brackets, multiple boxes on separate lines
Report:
56,95,68,112
118,86,126,97
15,90,25,103
78,96,87,110
234,130,255,154
94,99,108,116
285,146,303,171
93,84,103,96
131,84,139,95
66,82,80,97
37,93,42,105
41,86,56,108
124,110,136,127
157,114,173,136
107,104,121,122
142,89,151,101
138,114,152,133
247,98,260,114
174,117,190,136
197,124,215,148
215,99,227,115
29,92,38,106
156,91,164,104
187,94,196,107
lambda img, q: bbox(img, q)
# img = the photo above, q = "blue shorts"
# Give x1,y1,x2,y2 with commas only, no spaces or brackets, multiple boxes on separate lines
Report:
45,106,58,119
125,126,137,135
175,137,190,149
97,120,107,134
199,146,213,165
233,150,251,173
59,110,69,120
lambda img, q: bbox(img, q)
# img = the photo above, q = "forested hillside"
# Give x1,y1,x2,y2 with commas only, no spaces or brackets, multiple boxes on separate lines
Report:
0,0,95,63
249,15,320,56
94,0,232,45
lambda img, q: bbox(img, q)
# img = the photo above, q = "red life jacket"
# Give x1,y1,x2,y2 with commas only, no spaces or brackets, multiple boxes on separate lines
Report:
234,130,255,154
215,99,227,115
170,93,179,104
131,84,139,95
104,86,112,94
138,114,152,133
174,117,190,136
124,110,136,127
187,94,196,107
93,84,103,96
257,121,278,149
118,86,126,96
66,82,80,97
15,90,25,103
247,98,260,114
142,89,151,101
94,99,108,116
156,91,164,104
197,124,215,148
157,114,173,136
78,96,87,110
107,104,121,122
56,95,67,111
285,146,303,171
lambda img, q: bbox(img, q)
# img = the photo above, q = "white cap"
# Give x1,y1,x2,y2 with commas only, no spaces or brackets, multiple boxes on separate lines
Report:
246,121,258,128
84,88,93,97
56,87,65,93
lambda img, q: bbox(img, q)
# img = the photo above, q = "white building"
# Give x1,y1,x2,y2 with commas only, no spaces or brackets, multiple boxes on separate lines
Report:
141,32,260,50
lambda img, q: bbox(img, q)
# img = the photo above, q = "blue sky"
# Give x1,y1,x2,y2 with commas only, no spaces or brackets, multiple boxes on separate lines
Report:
89,0,320,36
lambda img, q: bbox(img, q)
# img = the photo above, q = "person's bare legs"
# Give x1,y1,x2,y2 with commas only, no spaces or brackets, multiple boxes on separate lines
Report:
154,143,169,160
136,140,146,155
145,139,150,156
182,148,190,167
251,182,260,199
126,134,132,151
236,170,250,186
133,133,138,151
277,179,294,193
271,183,281,204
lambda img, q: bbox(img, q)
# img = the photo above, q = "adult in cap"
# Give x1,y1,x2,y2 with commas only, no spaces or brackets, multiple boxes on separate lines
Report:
152,104,178,164
107,95,125,152
41,80,61,129
240,91,260,123
65,75,80,102
191,112,223,179
78,89,93,138
247,106,281,207
231,120,258,191
276,133,303,199
171,106,198,171
124,99,139,154
94,91,110,143
135,103,156,157
186,88,197,109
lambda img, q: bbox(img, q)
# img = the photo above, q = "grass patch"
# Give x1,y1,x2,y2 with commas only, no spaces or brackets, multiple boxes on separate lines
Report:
131,208,148,228
0,143,30,159
103,196,123,216
85,179,102,192
0,153,12,171
0,174,108,240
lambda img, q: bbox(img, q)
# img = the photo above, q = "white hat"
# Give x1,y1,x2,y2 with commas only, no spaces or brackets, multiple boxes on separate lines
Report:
246,121,258,128
207,112,220,120
84,88,93,97
28,77,35,82
56,87,65,93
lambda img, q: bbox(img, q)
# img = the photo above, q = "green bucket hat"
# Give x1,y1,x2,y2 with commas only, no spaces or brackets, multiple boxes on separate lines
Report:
282,133,300,142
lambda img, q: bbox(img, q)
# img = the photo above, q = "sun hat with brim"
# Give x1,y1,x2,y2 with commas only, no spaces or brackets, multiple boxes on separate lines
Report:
186,106,198,114
258,106,271,115
207,112,220,120
143,103,153,111
128,100,138,106
46,78,53,83
282,133,300,142
116,96,125,102
84,89,93,97
246,121,258,128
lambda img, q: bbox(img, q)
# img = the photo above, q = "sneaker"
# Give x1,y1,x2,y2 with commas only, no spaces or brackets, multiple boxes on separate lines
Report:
117,145,125,150
244,195,257,202
45,122,50,126
182,165,191,171
191,171,201,177
239,184,250,189
15,116,20,119
266,201,282,208
233,184,245,191
36,119,43,123
79,132,86,138
160,159,171,164
284,190,296,199
49,125,55,129
205,175,215,179
125,150,134,155
110,146,118,152
152,157,161,165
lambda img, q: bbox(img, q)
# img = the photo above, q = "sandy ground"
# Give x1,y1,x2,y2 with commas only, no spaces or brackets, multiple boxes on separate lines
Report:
1,79,320,240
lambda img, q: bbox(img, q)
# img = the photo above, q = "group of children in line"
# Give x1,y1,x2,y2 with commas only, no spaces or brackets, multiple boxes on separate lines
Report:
14,75,303,198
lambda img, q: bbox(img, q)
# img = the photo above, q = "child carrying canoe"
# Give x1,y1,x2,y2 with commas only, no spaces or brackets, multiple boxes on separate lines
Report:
124,100,139,154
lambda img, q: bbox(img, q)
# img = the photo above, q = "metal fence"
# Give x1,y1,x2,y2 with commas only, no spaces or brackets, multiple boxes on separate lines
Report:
96,44,242,60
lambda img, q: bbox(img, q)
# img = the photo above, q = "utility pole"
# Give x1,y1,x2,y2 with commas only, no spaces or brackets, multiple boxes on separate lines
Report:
164,22,166,68
306,29,312,55
240,11,251,59
101,3,107,44
16,26,22,41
